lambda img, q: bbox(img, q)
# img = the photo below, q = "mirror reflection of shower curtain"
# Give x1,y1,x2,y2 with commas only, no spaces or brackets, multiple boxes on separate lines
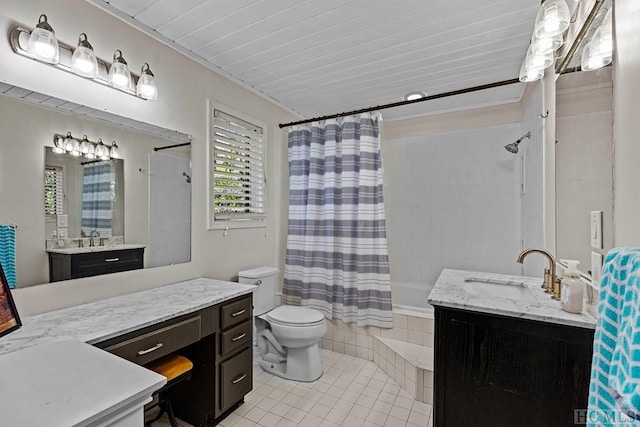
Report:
147,152,191,268
81,161,114,236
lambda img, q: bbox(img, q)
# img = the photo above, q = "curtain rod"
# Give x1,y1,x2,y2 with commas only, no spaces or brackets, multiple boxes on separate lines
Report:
154,142,191,151
279,78,521,128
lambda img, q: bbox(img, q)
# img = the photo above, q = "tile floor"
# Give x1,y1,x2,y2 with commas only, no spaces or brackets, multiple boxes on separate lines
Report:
154,349,434,427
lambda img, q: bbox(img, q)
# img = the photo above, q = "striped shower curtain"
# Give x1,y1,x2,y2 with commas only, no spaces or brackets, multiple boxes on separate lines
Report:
282,113,393,328
81,161,114,236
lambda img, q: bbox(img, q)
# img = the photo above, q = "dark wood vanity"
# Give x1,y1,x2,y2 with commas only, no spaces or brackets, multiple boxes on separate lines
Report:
48,247,144,282
433,306,594,427
96,293,253,426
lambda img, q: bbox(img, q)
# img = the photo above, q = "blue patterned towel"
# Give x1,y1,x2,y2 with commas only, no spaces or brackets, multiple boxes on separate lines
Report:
588,247,640,426
0,225,17,288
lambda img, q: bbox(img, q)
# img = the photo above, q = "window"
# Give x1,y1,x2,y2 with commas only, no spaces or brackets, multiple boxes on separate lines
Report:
44,165,64,216
210,107,266,227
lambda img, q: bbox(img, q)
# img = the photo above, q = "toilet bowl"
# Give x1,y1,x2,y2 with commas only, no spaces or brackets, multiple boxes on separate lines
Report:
239,267,327,382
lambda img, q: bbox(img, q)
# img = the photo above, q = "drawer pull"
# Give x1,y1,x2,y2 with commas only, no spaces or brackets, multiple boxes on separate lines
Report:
232,333,247,342
137,343,163,356
231,374,246,384
231,309,246,317
104,257,120,262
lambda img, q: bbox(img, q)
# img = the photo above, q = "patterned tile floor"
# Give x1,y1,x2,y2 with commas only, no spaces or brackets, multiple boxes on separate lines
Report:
153,349,433,427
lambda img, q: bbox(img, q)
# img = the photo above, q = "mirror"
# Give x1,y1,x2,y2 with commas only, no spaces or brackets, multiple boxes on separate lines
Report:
0,84,192,287
555,71,613,276
44,147,124,242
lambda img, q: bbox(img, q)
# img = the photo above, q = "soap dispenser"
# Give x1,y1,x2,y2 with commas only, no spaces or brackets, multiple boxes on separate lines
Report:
560,260,584,313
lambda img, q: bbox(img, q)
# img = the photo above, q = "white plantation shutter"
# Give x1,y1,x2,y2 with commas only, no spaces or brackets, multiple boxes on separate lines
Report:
44,166,64,216
212,109,266,222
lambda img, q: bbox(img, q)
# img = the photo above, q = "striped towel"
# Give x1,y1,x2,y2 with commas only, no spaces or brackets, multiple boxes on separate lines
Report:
0,225,17,289
588,247,640,426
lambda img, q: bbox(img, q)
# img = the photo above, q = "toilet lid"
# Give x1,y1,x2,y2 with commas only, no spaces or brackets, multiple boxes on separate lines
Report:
266,306,325,326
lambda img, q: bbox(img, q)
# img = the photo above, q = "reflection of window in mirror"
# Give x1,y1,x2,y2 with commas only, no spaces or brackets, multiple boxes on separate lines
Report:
44,166,64,217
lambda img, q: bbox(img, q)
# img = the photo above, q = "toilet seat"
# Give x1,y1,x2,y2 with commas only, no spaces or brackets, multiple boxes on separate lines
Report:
266,306,325,327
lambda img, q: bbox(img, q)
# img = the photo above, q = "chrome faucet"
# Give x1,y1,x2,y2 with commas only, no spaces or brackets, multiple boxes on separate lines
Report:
89,230,100,247
517,248,562,300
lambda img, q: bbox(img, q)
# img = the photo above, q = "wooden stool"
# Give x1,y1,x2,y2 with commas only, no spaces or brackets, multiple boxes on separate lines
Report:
145,354,193,427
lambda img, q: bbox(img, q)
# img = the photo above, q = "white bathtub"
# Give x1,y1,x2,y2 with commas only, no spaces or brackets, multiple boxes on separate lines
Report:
391,282,434,315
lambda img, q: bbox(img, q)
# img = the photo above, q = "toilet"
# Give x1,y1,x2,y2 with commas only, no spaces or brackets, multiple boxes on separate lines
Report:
238,267,327,382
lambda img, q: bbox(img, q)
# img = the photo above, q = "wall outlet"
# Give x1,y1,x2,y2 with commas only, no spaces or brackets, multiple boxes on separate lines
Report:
57,228,68,239
591,251,604,285
590,211,603,249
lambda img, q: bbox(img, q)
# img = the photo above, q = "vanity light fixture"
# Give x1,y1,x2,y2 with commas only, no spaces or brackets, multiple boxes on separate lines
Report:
11,16,159,100
108,50,131,90
404,91,426,101
26,14,59,64
71,33,98,78
136,63,158,100
519,0,571,82
53,133,123,160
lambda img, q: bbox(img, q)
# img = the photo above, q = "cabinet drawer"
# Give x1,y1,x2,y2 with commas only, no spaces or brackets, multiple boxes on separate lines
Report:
220,347,252,413
73,249,143,268
221,321,251,356
105,316,201,365
221,296,251,330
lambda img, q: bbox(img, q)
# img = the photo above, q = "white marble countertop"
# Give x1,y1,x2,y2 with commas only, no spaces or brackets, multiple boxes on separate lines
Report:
47,243,146,254
428,269,596,329
0,278,256,356
0,339,166,427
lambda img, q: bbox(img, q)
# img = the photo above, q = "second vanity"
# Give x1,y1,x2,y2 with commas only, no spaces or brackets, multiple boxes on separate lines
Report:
0,278,256,427
47,244,146,282
428,269,596,427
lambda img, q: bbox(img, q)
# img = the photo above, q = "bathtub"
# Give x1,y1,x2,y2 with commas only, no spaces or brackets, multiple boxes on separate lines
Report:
391,282,434,316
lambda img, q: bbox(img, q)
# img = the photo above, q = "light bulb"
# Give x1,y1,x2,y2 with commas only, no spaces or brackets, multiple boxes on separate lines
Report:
53,135,65,154
27,15,59,64
136,63,158,100
108,50,131,90
109,142,120,159
534,0,570,38
71,34,98,78
519,62,543,82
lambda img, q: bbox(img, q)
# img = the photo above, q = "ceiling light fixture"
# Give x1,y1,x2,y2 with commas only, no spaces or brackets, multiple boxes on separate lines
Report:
27,14,59,64
11,16,158,100
404,91,426,101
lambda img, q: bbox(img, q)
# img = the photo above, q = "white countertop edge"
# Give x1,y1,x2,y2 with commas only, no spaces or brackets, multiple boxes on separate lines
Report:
427,297,596,329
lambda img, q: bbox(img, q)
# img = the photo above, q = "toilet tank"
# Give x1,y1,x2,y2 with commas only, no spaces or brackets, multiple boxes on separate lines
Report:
238,267,280,316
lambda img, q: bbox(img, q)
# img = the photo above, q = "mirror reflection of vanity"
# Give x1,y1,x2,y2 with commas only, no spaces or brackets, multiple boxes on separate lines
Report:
0,83,192,287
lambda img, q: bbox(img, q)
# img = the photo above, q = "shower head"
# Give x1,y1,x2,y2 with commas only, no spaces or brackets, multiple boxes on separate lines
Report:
504,131,532,154
182,171,191,183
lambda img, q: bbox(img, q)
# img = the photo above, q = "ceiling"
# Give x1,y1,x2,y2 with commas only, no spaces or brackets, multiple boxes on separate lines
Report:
90,0,540,120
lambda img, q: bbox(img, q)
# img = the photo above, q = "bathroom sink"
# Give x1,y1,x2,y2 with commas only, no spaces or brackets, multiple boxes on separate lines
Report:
463,277,529,299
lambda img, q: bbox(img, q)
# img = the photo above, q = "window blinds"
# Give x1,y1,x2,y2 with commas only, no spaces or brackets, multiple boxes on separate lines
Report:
44,166,64,216
212,109,265,221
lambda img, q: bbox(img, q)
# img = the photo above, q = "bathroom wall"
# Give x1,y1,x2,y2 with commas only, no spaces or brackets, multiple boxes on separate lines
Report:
382,106,526,304
613,0,640,247
0,0,296,315
519,81,545,277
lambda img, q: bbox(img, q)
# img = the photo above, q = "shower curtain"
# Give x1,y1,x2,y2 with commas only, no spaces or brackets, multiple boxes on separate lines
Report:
81,161,114,236
282,113,393,328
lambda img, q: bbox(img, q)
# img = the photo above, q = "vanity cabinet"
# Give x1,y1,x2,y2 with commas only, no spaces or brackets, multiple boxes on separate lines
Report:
433,306,594,427
97,293,253,427
48,247,144,282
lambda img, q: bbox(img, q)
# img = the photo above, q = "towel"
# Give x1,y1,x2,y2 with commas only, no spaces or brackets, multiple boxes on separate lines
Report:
0,225,17,289
588,247,640,426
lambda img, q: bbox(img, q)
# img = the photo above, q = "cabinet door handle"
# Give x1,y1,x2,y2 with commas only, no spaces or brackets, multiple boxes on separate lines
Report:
232,333,247,342
231,374,246,384
137,343,163,356
104,257,120,262
231,309,246,317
